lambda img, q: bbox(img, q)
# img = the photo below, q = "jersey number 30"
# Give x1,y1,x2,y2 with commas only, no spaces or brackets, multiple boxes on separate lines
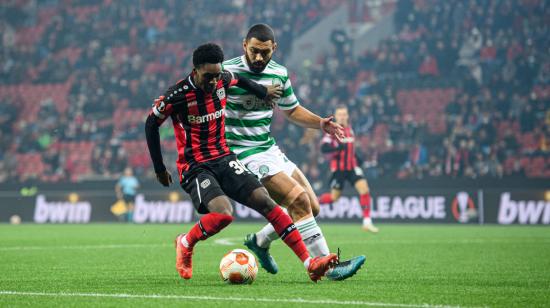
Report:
229,160,247,175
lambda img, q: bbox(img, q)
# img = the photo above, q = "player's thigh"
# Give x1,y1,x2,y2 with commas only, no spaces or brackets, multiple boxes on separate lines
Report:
330,171,346,191
216,155,267,207
181,170,226,215
331,188,342,201
205,195,233,216
290,168,319,216
262,171,305,208
354,178,370,195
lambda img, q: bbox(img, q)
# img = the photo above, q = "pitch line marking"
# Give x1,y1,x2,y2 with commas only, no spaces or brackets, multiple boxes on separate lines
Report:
213,237,242,246
0,290,484,308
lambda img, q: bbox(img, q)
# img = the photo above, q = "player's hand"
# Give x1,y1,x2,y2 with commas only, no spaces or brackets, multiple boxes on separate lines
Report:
156,170,173,187
320,116,344,142
265,84,282,102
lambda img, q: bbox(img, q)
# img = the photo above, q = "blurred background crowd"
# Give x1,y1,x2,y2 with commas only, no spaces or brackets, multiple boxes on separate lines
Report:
0,0,548,189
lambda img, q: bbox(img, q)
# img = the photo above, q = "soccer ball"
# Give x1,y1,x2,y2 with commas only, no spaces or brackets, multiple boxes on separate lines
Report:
219,249,258,284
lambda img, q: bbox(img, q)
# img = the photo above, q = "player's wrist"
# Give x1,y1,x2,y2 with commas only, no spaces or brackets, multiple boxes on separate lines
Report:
154,165,167,174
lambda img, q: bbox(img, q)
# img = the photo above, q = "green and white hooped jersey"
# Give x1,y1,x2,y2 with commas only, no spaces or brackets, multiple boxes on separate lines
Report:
222,56,299,160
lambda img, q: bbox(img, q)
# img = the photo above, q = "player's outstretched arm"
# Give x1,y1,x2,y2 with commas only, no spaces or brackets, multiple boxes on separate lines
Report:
145,96,173,187
283,106,344,141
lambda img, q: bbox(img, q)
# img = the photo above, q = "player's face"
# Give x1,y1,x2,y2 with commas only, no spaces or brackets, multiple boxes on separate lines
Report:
243,38,277,73
334,108,349,126
194,63,222,93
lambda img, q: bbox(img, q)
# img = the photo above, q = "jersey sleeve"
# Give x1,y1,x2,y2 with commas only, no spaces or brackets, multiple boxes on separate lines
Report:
277,77,299,110
320,133,341,153
149,95,174,125
221,70,239,89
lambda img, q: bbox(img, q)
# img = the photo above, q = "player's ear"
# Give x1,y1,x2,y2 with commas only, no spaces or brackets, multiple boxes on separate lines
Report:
272,42,278,52
242,39,247,52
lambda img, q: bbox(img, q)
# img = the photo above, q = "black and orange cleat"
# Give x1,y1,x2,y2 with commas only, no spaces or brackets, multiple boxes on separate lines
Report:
307,253,339,282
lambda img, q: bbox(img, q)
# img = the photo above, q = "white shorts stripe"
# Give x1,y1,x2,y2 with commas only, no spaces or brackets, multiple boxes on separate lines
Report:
195,178,202,203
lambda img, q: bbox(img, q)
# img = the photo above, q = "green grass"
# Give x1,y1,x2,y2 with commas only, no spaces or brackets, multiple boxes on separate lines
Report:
0,223,549,307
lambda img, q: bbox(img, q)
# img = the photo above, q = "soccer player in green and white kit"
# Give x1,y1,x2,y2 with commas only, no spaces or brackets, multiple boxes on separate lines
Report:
223,24,366,280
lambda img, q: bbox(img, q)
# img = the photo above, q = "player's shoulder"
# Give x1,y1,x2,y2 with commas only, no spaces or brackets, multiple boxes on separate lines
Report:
266,60,289,77
223,56,244,69
163,78,193,104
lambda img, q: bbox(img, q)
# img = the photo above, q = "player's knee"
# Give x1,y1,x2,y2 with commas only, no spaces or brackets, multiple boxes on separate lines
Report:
287,192,312,221
207,196,234,216
310,198,320,217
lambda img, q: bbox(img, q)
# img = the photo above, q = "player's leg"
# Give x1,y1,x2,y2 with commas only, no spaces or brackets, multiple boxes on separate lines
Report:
262,171,330,257
242,186,338,281
243,147,330,259
176,171,234,279
293,168,366,281
221,156,338,281
354,176,379,233
318,172,344,204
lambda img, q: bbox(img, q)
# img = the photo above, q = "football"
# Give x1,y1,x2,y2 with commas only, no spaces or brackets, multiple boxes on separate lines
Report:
219,249,258,284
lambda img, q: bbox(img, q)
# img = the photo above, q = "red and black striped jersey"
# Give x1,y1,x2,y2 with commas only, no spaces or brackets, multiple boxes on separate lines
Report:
148,71,263,176
321,126,358,172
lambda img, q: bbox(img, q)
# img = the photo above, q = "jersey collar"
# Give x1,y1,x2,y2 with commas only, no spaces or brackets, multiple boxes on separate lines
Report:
187,73,197,90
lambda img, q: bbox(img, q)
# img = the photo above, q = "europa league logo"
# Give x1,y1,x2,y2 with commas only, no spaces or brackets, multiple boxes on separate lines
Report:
451,192,477,223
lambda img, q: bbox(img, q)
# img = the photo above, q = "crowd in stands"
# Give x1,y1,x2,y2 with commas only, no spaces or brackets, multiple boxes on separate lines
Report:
0,0,548,187
283,0,549,188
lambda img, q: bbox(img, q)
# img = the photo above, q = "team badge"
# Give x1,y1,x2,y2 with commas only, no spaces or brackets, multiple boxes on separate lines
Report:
216,88,226,100
259,165,270,176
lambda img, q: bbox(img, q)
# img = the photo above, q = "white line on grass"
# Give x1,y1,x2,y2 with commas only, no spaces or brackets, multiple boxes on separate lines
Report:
0,290,479,308
214,237,242,246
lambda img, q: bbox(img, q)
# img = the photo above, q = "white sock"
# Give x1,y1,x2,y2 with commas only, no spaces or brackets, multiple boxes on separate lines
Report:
255,223,279,248
363,217,372,225
295,216,330,257
256,208,289,248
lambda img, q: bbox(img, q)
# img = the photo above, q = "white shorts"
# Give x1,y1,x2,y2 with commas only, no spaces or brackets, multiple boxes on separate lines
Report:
240,145,297,180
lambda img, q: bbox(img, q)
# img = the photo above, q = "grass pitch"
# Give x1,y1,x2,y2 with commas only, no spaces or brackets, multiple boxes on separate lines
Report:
0,223,549,307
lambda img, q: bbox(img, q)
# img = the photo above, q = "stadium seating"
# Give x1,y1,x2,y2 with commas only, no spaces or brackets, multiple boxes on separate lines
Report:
0,0,547,183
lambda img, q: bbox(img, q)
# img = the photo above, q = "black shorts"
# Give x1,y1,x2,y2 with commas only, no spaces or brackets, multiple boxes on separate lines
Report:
122,194,135,204
180,153,263,214
329,167,365,190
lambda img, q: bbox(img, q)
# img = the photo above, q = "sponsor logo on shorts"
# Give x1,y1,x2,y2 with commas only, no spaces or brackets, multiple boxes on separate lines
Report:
200,179,211,189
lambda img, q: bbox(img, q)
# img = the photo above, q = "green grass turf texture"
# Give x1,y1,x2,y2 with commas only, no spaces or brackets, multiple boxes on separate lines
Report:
0,223,548,307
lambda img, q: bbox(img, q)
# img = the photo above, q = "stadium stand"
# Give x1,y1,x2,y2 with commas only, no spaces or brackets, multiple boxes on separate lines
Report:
0,0,548,184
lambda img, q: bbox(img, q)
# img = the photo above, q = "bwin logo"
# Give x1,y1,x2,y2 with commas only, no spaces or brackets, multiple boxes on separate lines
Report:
188,108,224,124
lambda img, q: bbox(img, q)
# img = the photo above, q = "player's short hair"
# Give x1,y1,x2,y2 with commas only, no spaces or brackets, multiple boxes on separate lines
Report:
192,43,224,68
246,23,275,43
335,104,348,112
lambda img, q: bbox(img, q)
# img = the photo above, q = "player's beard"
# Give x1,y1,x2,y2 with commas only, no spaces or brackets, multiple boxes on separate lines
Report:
246,55,271,73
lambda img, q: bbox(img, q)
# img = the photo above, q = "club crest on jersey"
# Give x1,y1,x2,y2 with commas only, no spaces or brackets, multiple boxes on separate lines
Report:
216,88,226,100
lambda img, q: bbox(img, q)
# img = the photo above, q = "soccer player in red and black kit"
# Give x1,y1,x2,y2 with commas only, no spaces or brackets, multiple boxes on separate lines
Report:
145,43,338,281
318,105,379,232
